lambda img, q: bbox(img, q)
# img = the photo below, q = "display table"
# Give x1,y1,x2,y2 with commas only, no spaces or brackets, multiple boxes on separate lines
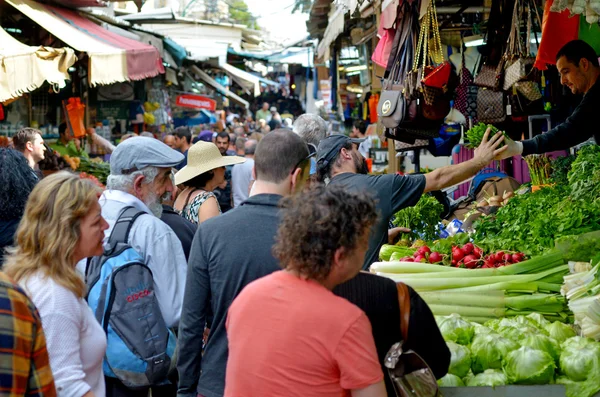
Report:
441,385,600,397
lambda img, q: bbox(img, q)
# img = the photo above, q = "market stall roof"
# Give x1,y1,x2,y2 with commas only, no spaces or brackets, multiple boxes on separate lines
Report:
5,0,164,86
190,65,249,109
0,26,76,102
220,63,265,97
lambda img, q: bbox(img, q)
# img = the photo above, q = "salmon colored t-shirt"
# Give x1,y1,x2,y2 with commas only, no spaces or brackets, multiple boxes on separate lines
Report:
224,271,383,397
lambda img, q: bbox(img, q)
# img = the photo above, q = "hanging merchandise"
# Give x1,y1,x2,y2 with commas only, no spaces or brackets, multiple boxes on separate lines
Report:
477,88,506,124
455,39,479,122
535,0,579,70
503,1,540,91
64,98,86,138
550,0,600,24
421,3,452,93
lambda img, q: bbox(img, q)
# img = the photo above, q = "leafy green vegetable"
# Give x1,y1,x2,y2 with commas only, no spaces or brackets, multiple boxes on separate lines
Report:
378,245,415,261
557,375,600,397
525,155,553,186
447,341,472,378
77,157,110,184
559,337,600,382
545,321,577,343
521,334,561,363
466,369,507,387
438,373,465,387
503,346,556,385
464,123,504,149
438,314,475,345
470,333,519,373
392,194,443,242
568,145,600,201
551,155,576,185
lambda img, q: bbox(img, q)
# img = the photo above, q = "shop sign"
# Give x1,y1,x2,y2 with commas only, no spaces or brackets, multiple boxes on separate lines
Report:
175,94,216,111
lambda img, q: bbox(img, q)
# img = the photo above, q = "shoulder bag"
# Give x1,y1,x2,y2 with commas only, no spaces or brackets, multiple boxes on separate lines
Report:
384,283,440,397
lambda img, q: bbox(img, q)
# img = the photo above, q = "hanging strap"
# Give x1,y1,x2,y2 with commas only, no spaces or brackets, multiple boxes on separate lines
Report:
396,282,411,342
106,206,146,251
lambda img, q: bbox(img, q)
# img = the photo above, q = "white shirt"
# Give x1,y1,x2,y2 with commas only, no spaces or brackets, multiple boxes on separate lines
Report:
231,158,255,207
21,273,106,397
96,190,187,328
358,136,373,159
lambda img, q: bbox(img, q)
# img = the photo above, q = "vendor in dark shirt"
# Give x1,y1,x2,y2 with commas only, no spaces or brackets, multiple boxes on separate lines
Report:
500,40,600,158
317,132,504,269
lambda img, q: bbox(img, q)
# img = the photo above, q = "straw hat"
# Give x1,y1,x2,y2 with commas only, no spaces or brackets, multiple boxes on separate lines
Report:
175,141,245,185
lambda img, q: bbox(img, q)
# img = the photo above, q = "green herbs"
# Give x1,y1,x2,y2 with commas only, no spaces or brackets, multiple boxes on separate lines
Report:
392,194,443,242
465,123,506,149
551,155,576,185
568,145,600,201
525,155,553,186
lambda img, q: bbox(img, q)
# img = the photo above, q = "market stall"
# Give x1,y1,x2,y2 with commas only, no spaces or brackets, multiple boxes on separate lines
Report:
370,143,600,396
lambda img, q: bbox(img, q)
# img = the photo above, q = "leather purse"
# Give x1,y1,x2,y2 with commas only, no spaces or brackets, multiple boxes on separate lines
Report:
477,88,506,124
385,283,440,397
378,3,413,129
515,81,542,101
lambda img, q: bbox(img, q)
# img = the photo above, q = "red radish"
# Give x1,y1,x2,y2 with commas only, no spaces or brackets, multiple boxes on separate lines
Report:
405,258,414,262
464,255,479,269
495,252,504,262
512,253,522,263
473,246,483,258
414,255,426,263
418,246,432,255
452,249,465,261
462,243,474,254
429,252,442,263
451,259,458,266
503,253,512,263
400,256,411,261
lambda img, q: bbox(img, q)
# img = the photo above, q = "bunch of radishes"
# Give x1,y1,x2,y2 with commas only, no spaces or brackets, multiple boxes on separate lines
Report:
398,246,444,264
451,242,484,268
481,251,526,268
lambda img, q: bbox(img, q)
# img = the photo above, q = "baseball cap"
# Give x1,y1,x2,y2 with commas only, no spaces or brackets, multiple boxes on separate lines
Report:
110,136,185,175
316,134,366,167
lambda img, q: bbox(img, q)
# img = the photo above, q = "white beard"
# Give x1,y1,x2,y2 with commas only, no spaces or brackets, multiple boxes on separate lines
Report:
144,190,163,218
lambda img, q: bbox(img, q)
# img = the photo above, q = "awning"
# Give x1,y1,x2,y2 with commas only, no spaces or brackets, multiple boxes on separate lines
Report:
6,0,164,86
317,6,345,60
220,63,260,97
190,65,249,109
1,27,76,102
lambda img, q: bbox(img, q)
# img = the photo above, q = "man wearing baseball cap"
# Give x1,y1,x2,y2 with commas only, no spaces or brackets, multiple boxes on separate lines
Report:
98,136,187,396
317,131,506,269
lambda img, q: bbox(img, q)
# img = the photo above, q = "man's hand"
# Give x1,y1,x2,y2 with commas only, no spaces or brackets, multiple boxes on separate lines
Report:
473,128,507,167
388,227,411,244
494,137,523,160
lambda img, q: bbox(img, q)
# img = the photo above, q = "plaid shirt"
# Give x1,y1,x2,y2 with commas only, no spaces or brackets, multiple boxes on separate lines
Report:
0,272,56,397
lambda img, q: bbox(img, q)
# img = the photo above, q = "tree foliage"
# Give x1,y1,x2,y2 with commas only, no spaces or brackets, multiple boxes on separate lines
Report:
228,0,259,29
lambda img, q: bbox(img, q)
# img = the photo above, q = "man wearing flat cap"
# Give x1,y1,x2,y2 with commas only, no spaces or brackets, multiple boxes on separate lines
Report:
316,131,507,270
97,136,187,396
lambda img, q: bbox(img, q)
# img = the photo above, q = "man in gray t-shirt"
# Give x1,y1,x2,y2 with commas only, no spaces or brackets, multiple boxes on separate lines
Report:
231,139,257,207
316,132,506,269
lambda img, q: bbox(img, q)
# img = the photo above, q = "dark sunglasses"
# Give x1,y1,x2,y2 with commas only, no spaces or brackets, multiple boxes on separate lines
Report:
291,143,317,174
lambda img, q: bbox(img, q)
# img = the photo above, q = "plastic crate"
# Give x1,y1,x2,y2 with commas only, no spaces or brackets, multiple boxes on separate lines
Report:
451,144,509,199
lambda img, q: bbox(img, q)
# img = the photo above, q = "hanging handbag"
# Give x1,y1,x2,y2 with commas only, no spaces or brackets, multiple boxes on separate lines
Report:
503,1,537,91
477,88,506,124
385,283,440,397
515,80,542,101
378,3,414,129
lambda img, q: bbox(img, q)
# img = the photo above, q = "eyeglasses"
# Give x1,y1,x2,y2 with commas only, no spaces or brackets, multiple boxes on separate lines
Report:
291,143,317,175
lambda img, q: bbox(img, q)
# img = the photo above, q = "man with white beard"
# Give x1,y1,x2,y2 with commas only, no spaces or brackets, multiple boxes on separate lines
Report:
98,137,187,395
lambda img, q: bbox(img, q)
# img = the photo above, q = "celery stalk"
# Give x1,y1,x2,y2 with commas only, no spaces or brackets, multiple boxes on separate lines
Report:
419,292,505,308
370,262,462,274
427,304,506,318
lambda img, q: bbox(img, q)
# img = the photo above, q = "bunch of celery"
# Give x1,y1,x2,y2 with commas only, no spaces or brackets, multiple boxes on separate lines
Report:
562,262,600,340
524,155,553,186
371,251,571,323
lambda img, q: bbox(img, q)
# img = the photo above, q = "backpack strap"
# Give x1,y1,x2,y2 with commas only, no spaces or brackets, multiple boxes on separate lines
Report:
106,206,146,252
396,282,411,342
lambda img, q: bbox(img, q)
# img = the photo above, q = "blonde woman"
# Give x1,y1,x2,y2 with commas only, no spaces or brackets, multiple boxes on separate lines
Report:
4,172,110,397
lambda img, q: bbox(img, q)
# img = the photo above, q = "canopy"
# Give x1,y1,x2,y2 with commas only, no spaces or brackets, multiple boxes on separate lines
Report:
0,27,76,102
220,63,261,97
190,65,249,109
6,0,164,86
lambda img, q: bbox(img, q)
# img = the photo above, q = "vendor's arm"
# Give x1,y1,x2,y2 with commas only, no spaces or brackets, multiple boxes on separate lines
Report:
423,129,505,193
87,128,115,154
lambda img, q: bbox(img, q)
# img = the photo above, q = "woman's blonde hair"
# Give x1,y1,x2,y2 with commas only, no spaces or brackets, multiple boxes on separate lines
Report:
4,171,101,298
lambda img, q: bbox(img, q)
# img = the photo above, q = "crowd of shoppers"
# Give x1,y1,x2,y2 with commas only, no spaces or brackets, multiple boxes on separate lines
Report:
0,110,508,397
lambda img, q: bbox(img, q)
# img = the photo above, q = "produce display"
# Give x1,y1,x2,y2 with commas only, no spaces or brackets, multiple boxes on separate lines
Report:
473,145,600,256
78,157,110,185
37,143,109,186
392,194,443,244
436,313,600,397
38,144,70,171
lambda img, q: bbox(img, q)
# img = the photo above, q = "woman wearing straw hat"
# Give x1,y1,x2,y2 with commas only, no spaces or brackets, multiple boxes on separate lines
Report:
174,141,245,224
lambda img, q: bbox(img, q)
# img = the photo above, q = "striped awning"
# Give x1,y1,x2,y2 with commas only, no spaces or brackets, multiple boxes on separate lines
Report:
6,0,164,86
1,27,76,102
